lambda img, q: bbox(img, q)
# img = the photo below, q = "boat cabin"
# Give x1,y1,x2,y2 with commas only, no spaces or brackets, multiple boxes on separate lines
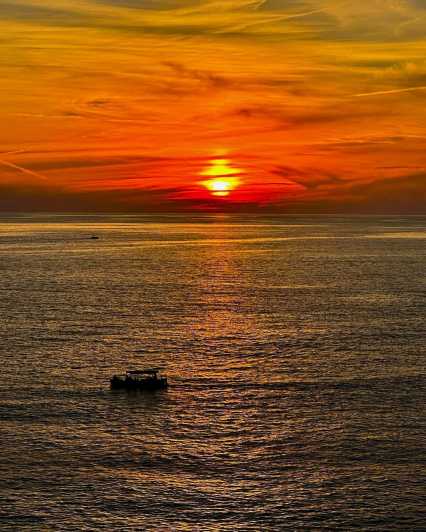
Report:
127,368,161,378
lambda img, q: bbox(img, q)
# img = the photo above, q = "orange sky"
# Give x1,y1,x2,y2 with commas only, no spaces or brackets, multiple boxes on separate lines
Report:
0,0,425,212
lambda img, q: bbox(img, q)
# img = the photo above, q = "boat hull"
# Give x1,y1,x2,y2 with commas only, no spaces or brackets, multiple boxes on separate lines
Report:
110,375,168,391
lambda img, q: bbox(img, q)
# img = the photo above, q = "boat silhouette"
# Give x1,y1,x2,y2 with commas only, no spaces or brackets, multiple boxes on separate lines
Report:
110,368,168,391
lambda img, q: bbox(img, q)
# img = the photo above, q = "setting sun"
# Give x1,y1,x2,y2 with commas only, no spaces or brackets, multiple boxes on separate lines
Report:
204,177,239,196
200,158,241,197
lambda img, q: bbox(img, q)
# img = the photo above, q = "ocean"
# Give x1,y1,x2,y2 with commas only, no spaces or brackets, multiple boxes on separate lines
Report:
0,214,424,530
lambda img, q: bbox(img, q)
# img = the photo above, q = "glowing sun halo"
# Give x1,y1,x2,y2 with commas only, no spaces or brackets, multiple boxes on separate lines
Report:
200,158,241,197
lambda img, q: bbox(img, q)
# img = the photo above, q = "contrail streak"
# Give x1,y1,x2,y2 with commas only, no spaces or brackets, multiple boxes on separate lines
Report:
222,8,330,32
354,86,426,98
0,158,48,181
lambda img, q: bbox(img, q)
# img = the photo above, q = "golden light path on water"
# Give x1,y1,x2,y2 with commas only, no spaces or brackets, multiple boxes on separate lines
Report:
0,214,425,529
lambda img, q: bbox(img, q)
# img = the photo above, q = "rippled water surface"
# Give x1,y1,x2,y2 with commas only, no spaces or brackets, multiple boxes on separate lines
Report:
0,214,425,530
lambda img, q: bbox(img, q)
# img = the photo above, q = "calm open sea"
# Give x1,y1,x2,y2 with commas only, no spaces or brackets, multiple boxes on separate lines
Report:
0,214,424,531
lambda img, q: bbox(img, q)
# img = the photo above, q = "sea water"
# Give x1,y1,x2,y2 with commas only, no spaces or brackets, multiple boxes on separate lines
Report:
0,214,424,530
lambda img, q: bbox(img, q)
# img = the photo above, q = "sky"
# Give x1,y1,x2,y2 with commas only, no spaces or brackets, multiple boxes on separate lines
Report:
0,0,425,213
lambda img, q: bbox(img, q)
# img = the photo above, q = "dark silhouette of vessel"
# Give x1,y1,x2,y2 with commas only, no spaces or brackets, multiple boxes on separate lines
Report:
110,368,168,391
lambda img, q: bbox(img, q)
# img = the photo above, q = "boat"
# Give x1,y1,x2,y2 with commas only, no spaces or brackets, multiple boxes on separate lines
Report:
110,368,168,391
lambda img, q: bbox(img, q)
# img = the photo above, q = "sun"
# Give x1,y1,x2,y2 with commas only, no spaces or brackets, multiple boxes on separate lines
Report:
205,177,238,196
200,158,241,197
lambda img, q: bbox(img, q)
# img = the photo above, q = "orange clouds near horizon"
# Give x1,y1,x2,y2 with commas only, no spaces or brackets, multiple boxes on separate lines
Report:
0,0,425,213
